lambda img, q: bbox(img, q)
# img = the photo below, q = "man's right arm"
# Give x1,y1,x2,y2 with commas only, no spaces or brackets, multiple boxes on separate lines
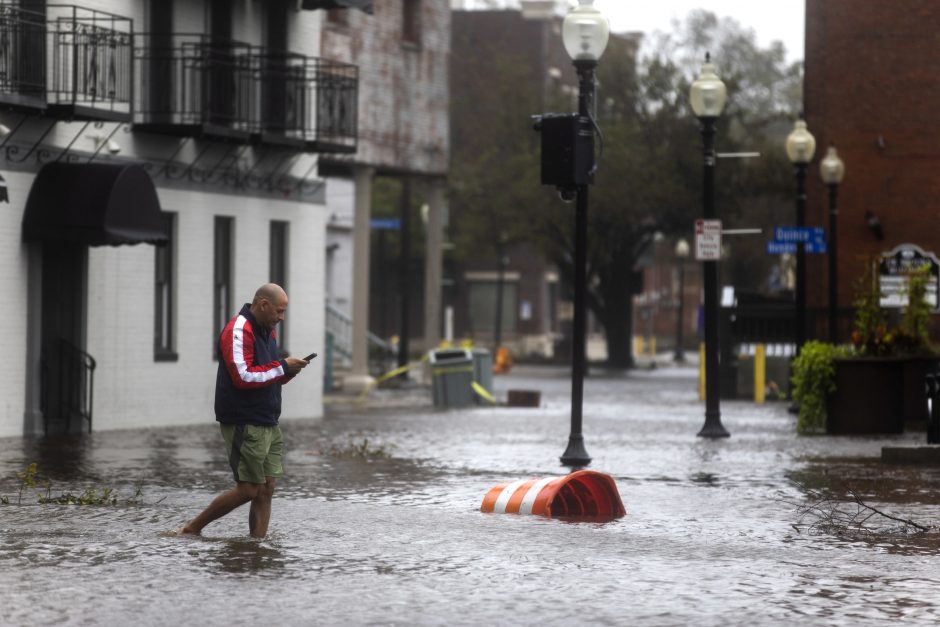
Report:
219,318,290,389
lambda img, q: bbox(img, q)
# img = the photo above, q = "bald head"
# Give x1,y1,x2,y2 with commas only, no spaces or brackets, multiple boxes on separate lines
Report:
250,283,288,330
253,283,286,305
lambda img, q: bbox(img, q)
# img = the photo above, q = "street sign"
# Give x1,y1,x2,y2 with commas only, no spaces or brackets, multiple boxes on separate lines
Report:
773,226,825,243
768,225,827,255
767,240,828,255
695,219,722,261
370,218,401,230
878,243,940,310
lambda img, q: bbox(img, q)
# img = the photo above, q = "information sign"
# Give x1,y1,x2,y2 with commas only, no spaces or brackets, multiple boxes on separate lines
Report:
695,219,722,261
878,244,940,310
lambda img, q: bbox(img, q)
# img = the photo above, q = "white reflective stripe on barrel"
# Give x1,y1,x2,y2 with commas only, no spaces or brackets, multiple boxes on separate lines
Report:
492,479,528,513
518,476,557,515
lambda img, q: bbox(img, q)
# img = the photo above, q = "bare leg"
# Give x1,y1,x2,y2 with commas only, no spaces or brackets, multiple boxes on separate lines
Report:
179,481,260,536
248,477,277,538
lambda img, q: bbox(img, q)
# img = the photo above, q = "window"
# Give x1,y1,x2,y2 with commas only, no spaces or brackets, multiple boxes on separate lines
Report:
326,9,348,26
147,0,174,115
468,281,518,334
213,216,234,357
154,212,177,361
209,0,232,42
402,0,421,45
270,220,289,354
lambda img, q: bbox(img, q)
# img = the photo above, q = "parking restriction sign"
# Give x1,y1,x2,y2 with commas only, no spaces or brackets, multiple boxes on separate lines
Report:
695,219,722,261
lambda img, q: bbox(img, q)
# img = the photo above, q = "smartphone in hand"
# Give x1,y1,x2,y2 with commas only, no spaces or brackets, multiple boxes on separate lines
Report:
303,352,318,362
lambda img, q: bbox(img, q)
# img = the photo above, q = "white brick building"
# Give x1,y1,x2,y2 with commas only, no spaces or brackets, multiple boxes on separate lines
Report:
0,0,362,437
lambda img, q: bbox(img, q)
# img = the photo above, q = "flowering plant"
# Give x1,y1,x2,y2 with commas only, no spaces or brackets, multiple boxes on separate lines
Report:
850,261,935,357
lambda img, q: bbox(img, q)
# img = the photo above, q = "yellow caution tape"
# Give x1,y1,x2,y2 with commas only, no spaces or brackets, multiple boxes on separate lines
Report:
356,353,498,406
472,381,498,405
375,363,414,384
356,354,430,401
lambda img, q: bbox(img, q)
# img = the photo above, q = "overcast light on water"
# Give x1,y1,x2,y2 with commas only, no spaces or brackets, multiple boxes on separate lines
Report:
2,365,939,625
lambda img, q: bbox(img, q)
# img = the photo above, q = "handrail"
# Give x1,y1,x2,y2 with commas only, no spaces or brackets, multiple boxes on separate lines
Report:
57,338,96,433
325,303,396,376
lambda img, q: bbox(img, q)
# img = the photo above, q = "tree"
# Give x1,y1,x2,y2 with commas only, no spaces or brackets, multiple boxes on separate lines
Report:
450,10,803,369
540,12,802,368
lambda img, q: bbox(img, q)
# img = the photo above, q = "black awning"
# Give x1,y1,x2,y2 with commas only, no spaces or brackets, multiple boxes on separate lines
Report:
301,0,374,14
22,162,167,247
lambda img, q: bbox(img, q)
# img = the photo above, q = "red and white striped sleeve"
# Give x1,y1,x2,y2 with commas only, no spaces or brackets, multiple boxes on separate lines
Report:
219,315,287,389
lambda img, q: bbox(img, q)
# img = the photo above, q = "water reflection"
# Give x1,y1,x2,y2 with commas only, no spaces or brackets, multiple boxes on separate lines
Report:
19,434,90,481
194,536,295,577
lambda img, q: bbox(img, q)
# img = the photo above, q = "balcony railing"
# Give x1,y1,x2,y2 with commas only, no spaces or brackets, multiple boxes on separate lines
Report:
258,53,358,153
134,34,257,140
307,57,358,153
136,36,358,152
47,4,133,120
0,3,46,110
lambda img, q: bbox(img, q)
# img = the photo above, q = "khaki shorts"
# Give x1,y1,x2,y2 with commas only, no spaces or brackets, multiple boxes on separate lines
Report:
220,424,283,484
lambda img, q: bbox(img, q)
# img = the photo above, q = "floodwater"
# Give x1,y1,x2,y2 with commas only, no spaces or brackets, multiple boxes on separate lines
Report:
2,364,940,626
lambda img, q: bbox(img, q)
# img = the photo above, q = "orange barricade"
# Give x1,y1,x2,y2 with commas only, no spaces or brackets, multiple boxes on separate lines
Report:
480,470,626,519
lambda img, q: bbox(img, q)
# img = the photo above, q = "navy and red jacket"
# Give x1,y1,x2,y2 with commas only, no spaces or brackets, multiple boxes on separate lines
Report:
215,303,295,425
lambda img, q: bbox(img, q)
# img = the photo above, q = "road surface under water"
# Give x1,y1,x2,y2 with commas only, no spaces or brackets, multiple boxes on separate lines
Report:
1,365,939,626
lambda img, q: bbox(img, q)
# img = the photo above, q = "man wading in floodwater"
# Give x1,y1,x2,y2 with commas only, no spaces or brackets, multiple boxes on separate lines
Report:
178,283,310,538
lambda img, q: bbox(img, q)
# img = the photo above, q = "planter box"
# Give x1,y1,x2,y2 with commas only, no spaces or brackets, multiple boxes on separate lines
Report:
826,357,939,434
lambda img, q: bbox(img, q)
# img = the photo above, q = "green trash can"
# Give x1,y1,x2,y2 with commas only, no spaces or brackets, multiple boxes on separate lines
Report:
471,348,494,405
429,348,474,407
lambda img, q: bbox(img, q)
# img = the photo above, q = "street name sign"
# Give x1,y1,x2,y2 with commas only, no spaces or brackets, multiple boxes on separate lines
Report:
767,240,828,255
773,226,824,243
768,225,827,255
370,218,401,230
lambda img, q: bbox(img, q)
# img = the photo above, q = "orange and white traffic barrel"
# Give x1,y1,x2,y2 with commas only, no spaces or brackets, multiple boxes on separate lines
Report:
480,470,626,519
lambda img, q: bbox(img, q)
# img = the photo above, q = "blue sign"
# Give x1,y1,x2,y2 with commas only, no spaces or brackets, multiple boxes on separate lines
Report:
767,240,828,255
773,226,825,243
370,218,401,230
768,225,827,255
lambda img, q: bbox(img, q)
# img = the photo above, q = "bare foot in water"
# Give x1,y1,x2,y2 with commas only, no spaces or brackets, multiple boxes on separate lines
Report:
164,526,199,537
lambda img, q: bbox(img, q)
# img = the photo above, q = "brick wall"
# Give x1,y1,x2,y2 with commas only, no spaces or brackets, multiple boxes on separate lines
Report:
804,0,940,310
320,0,450,175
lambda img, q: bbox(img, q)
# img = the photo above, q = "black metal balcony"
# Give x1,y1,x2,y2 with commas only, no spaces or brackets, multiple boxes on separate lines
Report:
134,34,257,141
256,53,358,153
0,3,46,111
46,4,133,121
135,35,358,152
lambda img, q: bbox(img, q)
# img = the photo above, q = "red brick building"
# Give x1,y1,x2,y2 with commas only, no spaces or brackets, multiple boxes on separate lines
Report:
804,0,940,329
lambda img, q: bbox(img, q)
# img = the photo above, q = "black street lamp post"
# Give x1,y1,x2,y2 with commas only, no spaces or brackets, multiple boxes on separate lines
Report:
785,117,817,354
558,0,609,468
690,53,730,439
674,238,689,362
820,145,845,343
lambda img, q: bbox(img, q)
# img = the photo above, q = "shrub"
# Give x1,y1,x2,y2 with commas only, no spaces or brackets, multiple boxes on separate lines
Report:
791,340,849,434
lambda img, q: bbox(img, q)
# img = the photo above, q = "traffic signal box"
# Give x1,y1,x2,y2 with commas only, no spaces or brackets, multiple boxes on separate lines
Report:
533,113,594,190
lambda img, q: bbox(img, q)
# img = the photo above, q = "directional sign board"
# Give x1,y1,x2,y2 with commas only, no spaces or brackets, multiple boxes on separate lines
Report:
767,226,827,255
773,227,825,243
767,240,828,255
695,219,722,261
